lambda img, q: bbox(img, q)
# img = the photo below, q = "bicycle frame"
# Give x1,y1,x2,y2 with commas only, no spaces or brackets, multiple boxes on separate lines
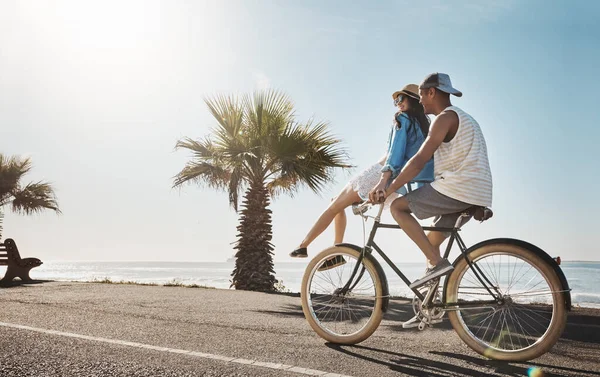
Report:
340,203,504,311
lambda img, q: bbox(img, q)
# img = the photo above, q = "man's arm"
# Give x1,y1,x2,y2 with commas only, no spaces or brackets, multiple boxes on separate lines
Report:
385,111,457,196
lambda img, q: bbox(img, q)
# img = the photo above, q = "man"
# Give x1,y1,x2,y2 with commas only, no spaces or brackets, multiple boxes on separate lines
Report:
369,73,493,289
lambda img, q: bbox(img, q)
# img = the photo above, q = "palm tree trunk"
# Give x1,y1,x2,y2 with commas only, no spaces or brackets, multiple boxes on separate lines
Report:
231,181,276,291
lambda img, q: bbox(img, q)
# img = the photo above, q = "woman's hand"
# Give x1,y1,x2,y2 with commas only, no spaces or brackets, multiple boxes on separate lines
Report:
368,180,388,203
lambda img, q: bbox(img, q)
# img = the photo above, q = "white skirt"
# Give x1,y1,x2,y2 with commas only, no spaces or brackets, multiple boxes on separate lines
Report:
348,163,399,209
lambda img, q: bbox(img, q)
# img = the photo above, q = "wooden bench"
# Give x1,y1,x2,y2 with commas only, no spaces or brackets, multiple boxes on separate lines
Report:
0,238,43,282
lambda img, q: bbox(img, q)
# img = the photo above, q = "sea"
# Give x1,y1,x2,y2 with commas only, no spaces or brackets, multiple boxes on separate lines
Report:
16,260,600,308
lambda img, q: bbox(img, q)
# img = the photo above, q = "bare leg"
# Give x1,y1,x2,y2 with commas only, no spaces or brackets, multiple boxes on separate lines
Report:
426,231,448,268
333,207,347,244
298,186,361,249
389,197,443,265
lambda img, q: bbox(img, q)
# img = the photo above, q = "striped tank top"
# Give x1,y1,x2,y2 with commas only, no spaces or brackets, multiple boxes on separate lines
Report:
430,106,493,207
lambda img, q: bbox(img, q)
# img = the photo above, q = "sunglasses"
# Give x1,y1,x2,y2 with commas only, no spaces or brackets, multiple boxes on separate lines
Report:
394,94,405,106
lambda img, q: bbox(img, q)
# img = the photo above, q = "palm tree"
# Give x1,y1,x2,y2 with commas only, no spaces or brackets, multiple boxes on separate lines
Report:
0,154,61,240
173,89,351,291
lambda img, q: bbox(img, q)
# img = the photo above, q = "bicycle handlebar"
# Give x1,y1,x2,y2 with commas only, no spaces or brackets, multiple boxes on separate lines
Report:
352,201,372,215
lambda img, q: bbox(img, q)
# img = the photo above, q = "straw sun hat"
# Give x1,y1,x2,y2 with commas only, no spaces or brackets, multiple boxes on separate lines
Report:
391,84,420,101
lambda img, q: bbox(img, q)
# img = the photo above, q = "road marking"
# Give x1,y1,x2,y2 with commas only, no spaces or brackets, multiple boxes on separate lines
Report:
0,322,353,377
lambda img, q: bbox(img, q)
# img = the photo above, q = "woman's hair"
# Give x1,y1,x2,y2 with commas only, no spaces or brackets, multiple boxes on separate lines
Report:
402,96,430,137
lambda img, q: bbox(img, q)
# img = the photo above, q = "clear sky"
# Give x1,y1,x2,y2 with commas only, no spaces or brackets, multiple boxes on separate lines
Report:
1,0,598,264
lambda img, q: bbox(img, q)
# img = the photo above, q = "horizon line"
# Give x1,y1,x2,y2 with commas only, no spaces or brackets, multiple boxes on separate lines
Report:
24,259,600,264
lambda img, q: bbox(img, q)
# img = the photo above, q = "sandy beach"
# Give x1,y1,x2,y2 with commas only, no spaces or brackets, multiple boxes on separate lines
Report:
1,281,599,377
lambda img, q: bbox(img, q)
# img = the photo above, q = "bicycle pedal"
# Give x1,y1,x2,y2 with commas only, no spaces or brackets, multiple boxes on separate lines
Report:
402,315,423,329
416,317,442,331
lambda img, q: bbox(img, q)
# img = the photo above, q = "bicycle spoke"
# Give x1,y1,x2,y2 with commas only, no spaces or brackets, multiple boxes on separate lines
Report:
484,257,501,290
505,308,525,349
508,257,527,293
508,288,560,298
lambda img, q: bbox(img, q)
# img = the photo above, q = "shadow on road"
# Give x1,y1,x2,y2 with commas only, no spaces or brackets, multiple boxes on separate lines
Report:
326,343,538,377
0,279,53,288
253,303,306,318
560,308,600,344
384,300,600,345
327,343,600,377
432,351,600,377
260,296,600,345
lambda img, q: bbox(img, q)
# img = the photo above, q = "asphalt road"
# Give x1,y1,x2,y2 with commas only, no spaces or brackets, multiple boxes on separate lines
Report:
1,281,598,377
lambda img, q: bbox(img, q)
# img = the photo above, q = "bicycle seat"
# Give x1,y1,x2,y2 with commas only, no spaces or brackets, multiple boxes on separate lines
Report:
467,206,493,222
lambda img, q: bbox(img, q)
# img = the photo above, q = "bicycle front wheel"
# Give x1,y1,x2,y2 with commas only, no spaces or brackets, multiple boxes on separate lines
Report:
446,242,568,361
301,246,385,344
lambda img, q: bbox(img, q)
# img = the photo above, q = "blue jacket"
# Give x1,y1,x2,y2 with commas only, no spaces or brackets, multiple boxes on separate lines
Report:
381,113,434,195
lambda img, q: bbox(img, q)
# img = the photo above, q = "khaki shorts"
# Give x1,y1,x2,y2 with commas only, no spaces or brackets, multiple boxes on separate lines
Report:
404,183,473,234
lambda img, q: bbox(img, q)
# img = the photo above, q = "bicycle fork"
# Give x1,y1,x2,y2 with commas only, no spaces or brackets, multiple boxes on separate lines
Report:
337,247,369,296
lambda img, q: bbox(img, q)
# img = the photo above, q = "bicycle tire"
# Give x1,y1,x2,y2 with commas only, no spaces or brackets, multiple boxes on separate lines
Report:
301,246,385,344
446,242,567,361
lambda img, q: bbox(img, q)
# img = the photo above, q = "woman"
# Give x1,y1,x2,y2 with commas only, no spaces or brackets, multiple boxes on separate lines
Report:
290,84,434,267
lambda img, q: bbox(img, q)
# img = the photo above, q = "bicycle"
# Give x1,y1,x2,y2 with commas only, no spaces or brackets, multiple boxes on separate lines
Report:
300,198,571,362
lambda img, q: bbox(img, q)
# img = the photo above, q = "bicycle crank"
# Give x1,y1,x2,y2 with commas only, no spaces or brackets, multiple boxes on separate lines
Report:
412,285,445,321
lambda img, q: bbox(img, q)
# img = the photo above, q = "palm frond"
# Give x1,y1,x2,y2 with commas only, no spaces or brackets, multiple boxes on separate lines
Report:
11,181,61,215
204,94,244,143
228,167,246,212
175,137,219,161
244,89,295,142
201,99,256,166
0,153,33,200
172,161,230,189
266,173,300,199
266,120,352,194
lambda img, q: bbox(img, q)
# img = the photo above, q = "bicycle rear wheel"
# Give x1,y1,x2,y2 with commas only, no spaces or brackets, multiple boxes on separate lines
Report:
301,246,385,344
446,242,567,361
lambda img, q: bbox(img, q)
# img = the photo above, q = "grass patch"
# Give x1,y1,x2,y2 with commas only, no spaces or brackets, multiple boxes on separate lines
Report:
90,277,157,286
89,277,214,289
